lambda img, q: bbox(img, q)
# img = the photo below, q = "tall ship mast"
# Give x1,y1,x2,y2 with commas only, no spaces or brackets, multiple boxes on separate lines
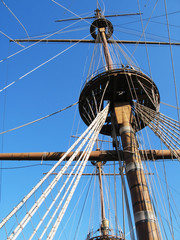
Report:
0,1,180,239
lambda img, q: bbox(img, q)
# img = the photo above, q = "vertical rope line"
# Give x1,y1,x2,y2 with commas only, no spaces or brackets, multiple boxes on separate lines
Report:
0,42,10,203
58,175,93,239
131,0,159,58
88,167,97,236
163,159,175,239
121,167,126,238
73,169,95,240
137,0,153,77
113,161,118,236
164,0,180,123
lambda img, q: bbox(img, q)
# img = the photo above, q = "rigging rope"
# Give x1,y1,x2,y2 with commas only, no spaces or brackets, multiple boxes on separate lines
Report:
0,101,78,135
161,102,180,110
0,19,81,63
0,30,24,48
1,0,29,39
134,103,180,161
73,169,94,240
0,103,109,239
0,32,92,94
51,0,93,27
164,0,180,124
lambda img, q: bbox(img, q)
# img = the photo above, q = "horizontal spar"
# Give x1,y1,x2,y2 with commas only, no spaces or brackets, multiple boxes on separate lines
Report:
0,150,178,161
10,39,180,45
43,173,154,176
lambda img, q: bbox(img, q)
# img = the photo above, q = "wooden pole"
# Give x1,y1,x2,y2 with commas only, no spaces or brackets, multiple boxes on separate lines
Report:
0,150,177,161
114,102,161,240
10,39,180,46
97,162,106,222
99,29,113,70
97,162,109,236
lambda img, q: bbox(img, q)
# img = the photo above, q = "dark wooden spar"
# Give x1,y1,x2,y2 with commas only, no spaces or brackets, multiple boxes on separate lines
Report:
0,149,177,161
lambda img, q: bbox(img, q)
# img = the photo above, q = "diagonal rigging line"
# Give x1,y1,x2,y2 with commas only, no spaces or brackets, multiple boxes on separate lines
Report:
161,102,180,110
0,19,83,63
5,104,109,240
0,30,24,48
47,109,108,240
0,101,78,135
0,108,102,230
58,173,93,239
134,103,180,160
1,0,29,39
51,0,92,27
0,32,92,94
29,146,88,240
116,11,180,27
137,0,159,78
131,0,158,59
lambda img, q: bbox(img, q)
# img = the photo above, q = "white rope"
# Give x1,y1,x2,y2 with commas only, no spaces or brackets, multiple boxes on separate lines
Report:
58,172,93,239
39,151,87,239
0,105,106,229
7,113,105,239
39,120,105,239
42,143,93,239
0,102,78,135
1,0,29,39
0,30,24,48
0,32,92,94
138,124,175,239
164,0,180,123
51,0,92,27
134,103,180,161
3,103,109,239
47,105,109,239
0,17,84,63
29,149,84,239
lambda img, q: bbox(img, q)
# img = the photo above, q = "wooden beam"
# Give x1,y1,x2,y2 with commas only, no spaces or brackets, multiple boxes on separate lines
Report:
10,39,180,45
44,172,154,176
0,149,178,161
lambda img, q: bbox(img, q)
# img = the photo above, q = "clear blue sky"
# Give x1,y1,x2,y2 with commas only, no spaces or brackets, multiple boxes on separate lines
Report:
0,0,180,239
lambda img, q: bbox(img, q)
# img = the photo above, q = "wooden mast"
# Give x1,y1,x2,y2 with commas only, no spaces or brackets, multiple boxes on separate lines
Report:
96,11,161,239
113,103,161,239
97,162,110,236
0,150,177,161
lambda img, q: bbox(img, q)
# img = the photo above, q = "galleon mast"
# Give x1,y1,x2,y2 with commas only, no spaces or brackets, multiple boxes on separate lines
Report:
79,8,161,240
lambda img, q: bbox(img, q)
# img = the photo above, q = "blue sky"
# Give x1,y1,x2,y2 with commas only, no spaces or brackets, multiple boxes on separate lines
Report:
0,0,180,239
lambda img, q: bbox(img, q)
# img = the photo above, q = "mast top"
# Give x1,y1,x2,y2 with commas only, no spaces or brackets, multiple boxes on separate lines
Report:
94,8,101,18
90,8,114,40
